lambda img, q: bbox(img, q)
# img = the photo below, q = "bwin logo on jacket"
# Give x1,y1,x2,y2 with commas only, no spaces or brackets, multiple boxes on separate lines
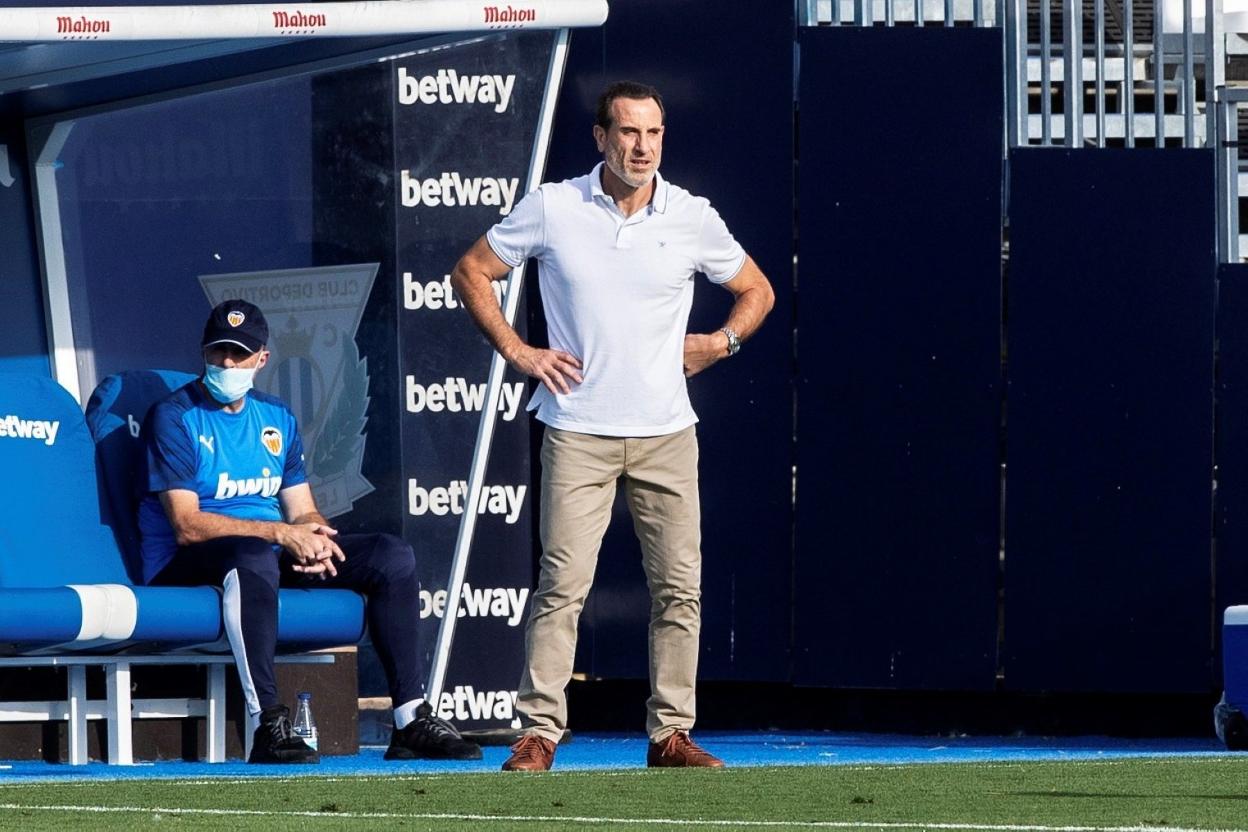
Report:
215,469,282,500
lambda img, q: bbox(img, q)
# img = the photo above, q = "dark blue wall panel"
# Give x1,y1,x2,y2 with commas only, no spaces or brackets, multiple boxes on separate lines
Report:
1005,149,1215,693
0,125,50,376
546,1,795,682
793,27,1003,690
1215,264,1248,685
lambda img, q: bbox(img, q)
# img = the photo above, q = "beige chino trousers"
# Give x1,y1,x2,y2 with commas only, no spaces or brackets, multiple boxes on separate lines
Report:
516,425,702,743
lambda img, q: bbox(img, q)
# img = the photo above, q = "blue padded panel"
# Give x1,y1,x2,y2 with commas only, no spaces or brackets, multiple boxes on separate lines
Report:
0,373,361,651
85,369,197,583
1005,149,1215,692
130,586,223,642
277,588,366,645
0,585,363,649
1215,264,1248,686
0,588,83,642
0,374,129,587
792,26,1003,690
131,587,363,647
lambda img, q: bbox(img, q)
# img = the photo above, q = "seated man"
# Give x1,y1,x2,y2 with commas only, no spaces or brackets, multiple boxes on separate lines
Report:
138,299,481,764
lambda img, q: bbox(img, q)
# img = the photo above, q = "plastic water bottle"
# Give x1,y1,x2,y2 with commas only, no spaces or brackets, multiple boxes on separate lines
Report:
292,692,318,751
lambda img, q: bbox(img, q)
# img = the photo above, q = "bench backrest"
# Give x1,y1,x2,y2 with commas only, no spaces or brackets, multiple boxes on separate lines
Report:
0,374,130,587
85,370,196,583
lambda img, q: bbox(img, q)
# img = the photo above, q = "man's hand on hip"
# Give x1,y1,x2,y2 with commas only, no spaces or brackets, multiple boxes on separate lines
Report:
507,343,584,395
683,332,729,378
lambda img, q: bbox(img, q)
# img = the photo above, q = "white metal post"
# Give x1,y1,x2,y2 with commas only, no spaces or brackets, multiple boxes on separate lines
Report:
1063,0,1084,146
33,121,85,402
67,664,88,764
426,29,570,709
207,664,227,762
105,660,133,765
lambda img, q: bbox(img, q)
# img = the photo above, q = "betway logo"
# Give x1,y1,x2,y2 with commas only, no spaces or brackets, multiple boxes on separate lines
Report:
57,16,110,34
272,10,327,29
400,171,518,215
215,468,282,500
484,5,537,24
403,272,507,311
397,68,516,114
0,415,60,446
406,376,524,421
436,685,520,723
420,583,530,627
407,479,526,524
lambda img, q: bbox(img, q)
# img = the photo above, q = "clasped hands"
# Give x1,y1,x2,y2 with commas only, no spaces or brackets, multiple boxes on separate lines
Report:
281,523,346,579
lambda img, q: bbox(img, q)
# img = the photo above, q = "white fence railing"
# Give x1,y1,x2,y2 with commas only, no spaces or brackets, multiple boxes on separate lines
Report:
799,0,1248,260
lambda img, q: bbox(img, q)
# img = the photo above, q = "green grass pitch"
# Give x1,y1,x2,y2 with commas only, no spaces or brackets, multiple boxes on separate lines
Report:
1,757,1246,830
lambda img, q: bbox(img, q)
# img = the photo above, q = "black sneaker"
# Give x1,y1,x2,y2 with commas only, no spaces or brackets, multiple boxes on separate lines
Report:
384,701,483,760
248,705,320,764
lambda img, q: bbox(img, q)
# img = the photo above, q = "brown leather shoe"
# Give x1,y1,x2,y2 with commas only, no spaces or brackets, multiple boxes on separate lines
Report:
646,730,725,768
501,733,557,771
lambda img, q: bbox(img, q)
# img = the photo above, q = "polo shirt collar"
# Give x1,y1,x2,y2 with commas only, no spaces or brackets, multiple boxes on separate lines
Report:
589,162,670,214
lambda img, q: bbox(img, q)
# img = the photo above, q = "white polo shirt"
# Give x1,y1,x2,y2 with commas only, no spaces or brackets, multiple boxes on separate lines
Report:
487,163,746,437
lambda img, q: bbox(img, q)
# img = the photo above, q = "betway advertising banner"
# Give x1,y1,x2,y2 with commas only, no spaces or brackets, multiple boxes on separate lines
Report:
395,32,553,730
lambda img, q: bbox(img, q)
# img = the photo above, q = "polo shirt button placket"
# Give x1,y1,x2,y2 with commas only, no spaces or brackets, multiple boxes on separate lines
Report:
617,210,646,249
613,209,630,249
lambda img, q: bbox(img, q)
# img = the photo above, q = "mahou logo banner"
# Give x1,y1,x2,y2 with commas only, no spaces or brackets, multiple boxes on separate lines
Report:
395,32,556,730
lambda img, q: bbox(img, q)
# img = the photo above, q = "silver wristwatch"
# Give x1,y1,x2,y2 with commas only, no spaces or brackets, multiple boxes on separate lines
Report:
720,327,741,356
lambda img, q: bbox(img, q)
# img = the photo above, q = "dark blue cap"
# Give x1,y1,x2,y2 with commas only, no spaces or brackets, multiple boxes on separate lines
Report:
202,299,268,353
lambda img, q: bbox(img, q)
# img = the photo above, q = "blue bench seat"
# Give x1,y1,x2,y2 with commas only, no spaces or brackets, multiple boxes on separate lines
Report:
0,372,366,762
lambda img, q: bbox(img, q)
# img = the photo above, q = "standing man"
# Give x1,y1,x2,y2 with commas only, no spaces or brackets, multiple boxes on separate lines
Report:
451,81,775,771
139,299,482,765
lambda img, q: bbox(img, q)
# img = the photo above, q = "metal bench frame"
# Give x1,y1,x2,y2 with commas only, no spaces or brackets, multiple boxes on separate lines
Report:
0,653,333,764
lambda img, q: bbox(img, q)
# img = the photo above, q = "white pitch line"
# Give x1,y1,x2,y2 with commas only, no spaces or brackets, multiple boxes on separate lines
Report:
0,805,1245,832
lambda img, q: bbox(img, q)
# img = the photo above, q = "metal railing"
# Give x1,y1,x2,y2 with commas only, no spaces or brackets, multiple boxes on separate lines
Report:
1216,85,1248,260
800,0,1247,260
1006,0,1222,148
799,0,998,25
800,0,1225,148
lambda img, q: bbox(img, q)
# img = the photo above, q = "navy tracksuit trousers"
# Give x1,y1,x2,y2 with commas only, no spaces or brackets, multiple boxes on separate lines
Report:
151,533,422,715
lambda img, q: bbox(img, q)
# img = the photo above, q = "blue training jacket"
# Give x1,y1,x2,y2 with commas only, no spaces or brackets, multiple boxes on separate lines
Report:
138,381,307,582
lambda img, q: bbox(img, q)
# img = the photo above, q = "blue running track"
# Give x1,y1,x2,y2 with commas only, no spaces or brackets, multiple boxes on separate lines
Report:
0,732,1232,783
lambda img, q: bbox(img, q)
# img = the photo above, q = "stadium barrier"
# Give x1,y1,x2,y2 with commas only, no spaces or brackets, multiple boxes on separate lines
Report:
0,372,365,764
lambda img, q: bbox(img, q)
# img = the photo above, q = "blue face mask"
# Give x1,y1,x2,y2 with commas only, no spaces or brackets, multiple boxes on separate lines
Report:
203,363,257,404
